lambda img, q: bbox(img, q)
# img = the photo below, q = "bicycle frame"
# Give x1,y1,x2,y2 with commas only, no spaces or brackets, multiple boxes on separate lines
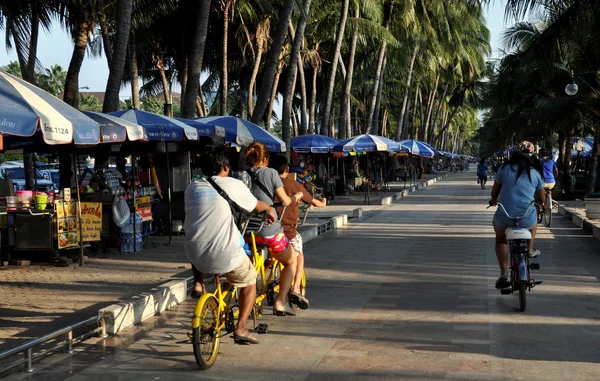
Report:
191,275,237,331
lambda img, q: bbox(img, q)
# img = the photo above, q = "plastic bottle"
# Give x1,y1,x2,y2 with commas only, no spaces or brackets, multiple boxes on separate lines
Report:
518,257,527,281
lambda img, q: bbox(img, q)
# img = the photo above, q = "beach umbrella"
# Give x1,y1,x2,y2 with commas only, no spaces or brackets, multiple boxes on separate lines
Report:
109,109,198,141
336,134,401,152
81,111,148,143
175,118,225,138
196,116,286,152
0,70,100,145
398,139,438,157
290,134,340,153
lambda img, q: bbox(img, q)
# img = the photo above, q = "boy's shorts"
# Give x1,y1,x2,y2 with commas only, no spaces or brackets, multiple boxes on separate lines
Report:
225,255,256,287
251,232,289,254
289,233,303,255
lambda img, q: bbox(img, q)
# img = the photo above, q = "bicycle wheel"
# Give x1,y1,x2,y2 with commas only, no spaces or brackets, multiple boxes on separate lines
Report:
543,194,552,227
191,295,221,370
518,282,527,312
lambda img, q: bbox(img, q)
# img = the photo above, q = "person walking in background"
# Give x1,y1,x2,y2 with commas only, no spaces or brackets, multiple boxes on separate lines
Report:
477,158,490,190
538,148,559,196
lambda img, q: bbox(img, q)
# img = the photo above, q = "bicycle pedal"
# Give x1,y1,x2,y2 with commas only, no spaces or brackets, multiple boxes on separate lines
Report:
529,263,540,270
500,288,512,295
256,323,268,334
535,280,542,285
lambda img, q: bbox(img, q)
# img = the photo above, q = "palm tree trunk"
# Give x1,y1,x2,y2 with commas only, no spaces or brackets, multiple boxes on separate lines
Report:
160,66,172,110
411,86,419,139
372,54,387,135
292,107,299,137
423,74,439,142
248,46,263,117
266,62,284,130
282,0,312,155
251,0,295,124
395,44,419,140
182,0,212,118
320,0,350,137
432,105,460,146
129,32,141,109
25,1,39,83
64,22,90,108
366,45,387,133
98,0,113,65
309,67,318,134
103,0,133,113
221,1,231,115
180,58,188,111
196,98,205,117
297,57,308,135
347,98,352,137
339,7,359,140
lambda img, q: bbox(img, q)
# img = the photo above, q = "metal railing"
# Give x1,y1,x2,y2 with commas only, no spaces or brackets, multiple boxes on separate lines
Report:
0,316,106,375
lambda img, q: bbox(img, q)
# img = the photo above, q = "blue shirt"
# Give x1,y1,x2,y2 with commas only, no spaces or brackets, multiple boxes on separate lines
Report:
539,158,558,183
495,164,544,219
477,163,488,176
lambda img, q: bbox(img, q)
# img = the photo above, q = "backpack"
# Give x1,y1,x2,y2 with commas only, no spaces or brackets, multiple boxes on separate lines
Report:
206,177,251,231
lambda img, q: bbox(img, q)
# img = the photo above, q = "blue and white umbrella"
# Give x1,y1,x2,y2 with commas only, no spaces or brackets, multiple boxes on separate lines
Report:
398,139,438,157
81,111,148,143
197,116,286,152
110,109,198,141
290,134,340,153
336,134,401,152
176,118,225,139
0,70,100,145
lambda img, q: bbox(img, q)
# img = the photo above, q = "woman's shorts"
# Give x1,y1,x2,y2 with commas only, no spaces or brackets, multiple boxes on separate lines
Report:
225,255,256,288
289,233,303,255
493,210,537,231
544,182,555,189
478,175,487,182
251,232,289,254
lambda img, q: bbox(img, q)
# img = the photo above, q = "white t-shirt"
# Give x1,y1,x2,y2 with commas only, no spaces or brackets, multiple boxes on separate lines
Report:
184,176,257,274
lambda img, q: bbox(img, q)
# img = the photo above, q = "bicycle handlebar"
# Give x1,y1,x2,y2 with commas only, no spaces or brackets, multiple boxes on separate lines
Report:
488,201,536,220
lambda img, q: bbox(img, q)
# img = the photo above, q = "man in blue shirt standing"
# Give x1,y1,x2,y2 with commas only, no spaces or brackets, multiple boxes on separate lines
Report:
539,148,559,193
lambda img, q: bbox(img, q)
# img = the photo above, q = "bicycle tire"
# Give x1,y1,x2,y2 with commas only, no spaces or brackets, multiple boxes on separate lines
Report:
518,282,527,312
544,193,552,227
192,295,220,370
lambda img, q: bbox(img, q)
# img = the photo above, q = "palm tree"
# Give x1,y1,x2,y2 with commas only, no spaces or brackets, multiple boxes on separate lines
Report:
250,0,296,125
103,0,134,112
282,0,313,153
38,64,67,96
181,0,212,118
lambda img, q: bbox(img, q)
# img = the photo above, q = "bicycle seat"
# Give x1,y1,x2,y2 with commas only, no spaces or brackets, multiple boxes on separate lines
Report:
505,227,532,240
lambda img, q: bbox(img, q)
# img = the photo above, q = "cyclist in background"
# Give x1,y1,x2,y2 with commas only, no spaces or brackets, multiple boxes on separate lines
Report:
539,148,559,193
489,141,545,289
477,158,489,190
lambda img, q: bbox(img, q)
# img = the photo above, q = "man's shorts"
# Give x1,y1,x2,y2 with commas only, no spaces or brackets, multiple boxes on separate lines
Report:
252,232,289,254
225,255,256,288
544,182,555,189
289,233,303,256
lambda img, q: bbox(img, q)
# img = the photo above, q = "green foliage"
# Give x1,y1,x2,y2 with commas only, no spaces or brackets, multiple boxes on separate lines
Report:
1,61,22,77
79,94,103,112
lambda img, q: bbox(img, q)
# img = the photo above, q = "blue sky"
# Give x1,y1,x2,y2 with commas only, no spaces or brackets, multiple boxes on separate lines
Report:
0,1,510,96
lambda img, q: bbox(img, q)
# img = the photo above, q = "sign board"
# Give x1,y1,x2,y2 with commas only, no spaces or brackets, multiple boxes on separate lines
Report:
80,202,102,242
56,201,78,249
135,196,153,222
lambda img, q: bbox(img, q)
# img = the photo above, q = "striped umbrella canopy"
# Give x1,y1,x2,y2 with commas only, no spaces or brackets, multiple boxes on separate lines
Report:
81,111,148,143
109,109,198,141
0,70,100,145
290,134,340,153
196,116,286,152
398,139,438,157
336,134,401,152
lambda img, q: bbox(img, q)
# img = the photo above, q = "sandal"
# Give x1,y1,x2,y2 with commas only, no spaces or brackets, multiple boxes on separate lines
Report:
232,332,259,345
289,292,309,310
273,304,296,316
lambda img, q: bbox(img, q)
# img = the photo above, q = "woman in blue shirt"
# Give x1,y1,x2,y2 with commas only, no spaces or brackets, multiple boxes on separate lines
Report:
489,143,545,289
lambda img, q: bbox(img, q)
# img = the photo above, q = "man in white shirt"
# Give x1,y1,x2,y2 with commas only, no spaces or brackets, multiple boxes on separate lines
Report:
185,147,274,344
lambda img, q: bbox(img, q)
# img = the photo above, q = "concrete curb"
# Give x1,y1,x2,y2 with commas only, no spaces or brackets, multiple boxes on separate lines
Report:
556,203,600,242
99,279,187,335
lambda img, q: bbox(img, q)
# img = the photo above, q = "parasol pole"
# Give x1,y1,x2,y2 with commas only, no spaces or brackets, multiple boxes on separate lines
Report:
72,147,84,266
132,143,137,252
166,144,172,244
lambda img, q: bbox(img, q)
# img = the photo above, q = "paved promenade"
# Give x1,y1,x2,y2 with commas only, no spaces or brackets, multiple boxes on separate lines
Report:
5,172,600,380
